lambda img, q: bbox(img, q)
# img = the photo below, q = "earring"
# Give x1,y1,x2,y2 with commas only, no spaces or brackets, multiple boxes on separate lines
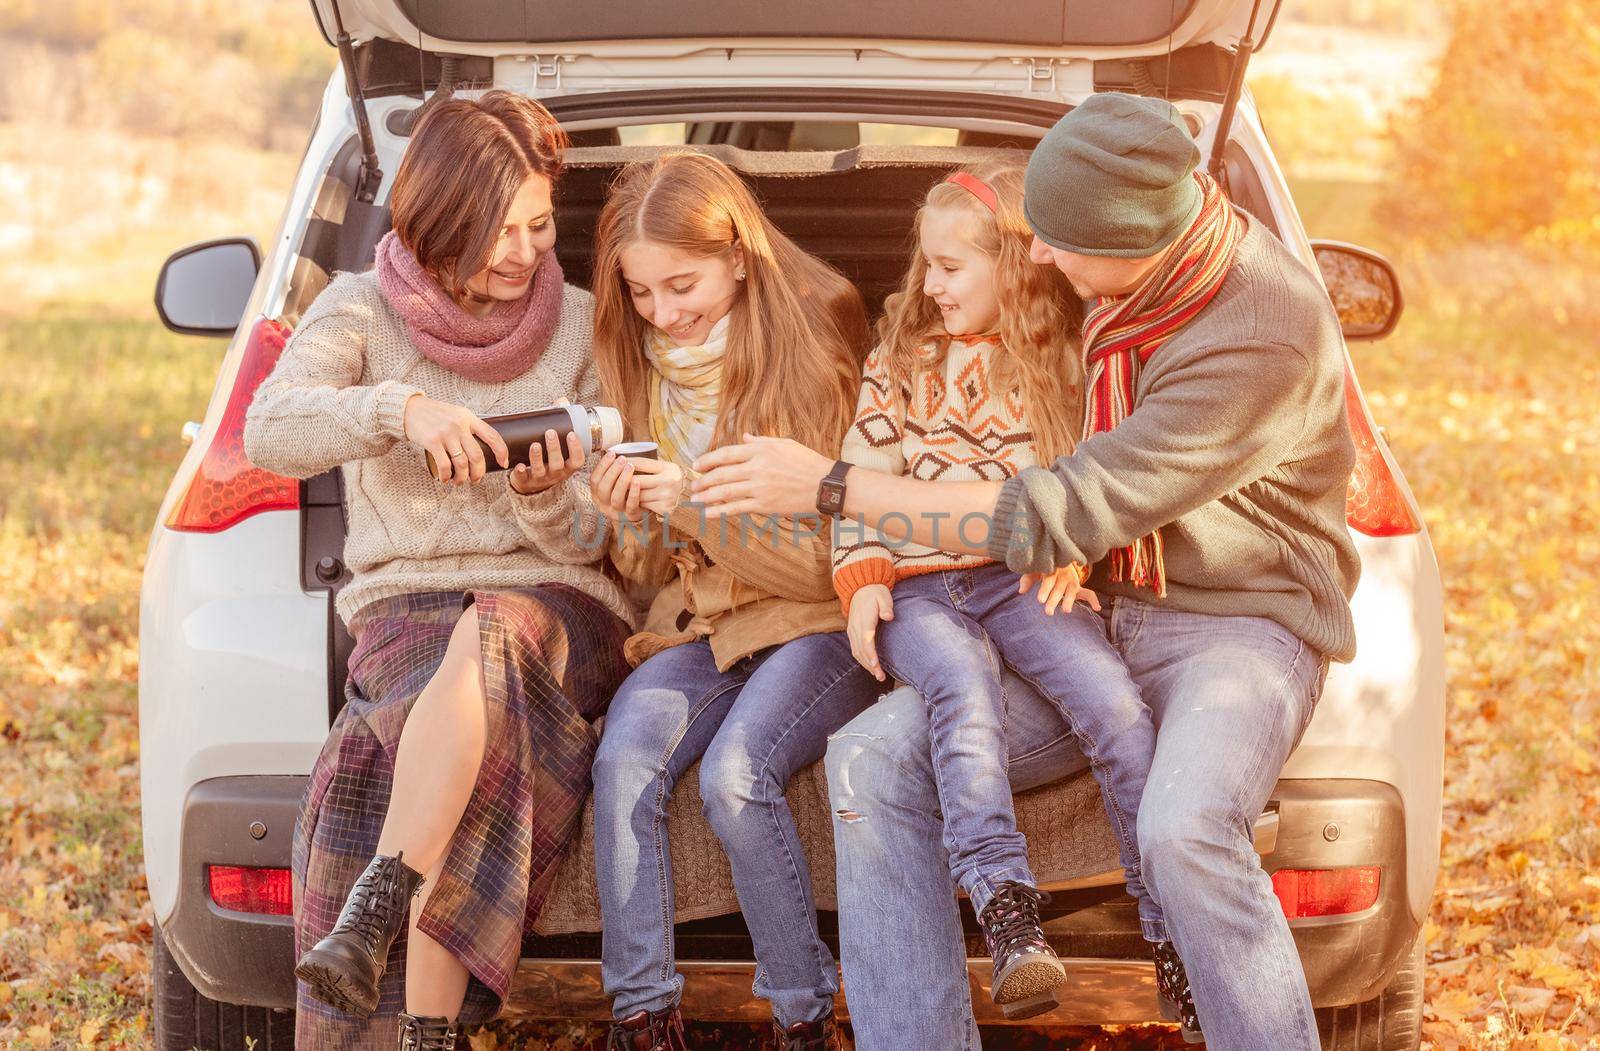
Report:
736,271,746,281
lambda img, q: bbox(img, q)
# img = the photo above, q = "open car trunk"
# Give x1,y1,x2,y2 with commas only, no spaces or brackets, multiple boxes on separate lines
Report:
295,141,1132,941
311,0,1278,55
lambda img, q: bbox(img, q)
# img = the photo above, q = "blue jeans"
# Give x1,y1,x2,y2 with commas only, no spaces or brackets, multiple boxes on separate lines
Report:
873,564,1161,933
828,597,1330,1051
592,633,879,1027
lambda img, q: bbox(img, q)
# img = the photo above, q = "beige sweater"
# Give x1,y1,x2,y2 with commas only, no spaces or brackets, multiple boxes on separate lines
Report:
243,269,633,627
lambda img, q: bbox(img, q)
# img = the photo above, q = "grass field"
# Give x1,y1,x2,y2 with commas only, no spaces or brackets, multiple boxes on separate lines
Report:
1,207,1597,1047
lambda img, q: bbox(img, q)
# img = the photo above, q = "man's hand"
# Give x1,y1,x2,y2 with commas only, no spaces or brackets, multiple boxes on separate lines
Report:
691,434,833,518
847,584,895,682
1017,565,1099,615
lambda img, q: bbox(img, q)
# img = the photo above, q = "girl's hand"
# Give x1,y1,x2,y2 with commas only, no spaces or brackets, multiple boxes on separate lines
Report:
509,429,586,495
847,584,895,681
1017,565,1100,615
590,451,644,525
629,458,686,517
403,393,510,485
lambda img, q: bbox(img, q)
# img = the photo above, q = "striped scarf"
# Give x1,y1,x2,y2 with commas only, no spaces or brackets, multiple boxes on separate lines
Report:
1080,171,1245,596
644,314,729,468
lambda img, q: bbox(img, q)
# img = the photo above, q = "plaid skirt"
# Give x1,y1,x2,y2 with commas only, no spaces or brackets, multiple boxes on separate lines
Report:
291,586,631,1048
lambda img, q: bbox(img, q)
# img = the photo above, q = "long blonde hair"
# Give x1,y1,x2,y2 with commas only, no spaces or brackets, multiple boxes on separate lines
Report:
876,161,1083,462
591,152,868,455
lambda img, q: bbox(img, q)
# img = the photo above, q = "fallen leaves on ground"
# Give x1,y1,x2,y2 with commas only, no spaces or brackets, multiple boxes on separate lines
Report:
1,236,1597,1049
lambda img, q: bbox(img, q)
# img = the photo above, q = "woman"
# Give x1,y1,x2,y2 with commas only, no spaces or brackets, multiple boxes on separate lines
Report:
243,91,633,1049
583,152,881,1051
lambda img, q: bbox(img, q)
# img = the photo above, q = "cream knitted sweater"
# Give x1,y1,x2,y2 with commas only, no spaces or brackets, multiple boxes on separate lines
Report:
243,269,633,627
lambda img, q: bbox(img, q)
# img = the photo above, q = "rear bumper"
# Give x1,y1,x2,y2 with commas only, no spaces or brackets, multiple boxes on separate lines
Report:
161,777,300,1007
159,776,1416,1020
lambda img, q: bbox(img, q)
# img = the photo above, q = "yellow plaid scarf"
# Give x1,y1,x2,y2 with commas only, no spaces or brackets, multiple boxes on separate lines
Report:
644,315,729,468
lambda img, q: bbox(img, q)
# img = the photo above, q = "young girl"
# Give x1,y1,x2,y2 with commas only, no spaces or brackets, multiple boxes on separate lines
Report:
585,152,880,1051
832,161,1176,1021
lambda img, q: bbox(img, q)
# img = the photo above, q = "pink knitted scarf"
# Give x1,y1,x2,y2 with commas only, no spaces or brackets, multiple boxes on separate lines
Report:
374,230,564,383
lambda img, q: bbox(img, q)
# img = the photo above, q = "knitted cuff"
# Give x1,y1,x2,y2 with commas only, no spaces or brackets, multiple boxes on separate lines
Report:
376,382,423,441
512,475,578,526
833,557,897,616
986,474,1029,565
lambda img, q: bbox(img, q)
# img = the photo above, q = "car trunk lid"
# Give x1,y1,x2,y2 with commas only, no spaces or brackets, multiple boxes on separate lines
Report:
309,0,1280,61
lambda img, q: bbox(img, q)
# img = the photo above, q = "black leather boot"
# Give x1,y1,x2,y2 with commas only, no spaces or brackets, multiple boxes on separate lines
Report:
606,1005,688,1051
294,852,425,1016
397,1012,459,1050
978,880,1067,1021
774,1013,850,1050
1153,939,1204,1043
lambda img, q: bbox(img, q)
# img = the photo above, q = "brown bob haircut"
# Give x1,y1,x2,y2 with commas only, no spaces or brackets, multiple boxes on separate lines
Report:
388,90,568,303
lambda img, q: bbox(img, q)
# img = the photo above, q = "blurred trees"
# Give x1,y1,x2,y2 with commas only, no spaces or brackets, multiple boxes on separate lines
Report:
0,0,328,149
1381,0,1600,248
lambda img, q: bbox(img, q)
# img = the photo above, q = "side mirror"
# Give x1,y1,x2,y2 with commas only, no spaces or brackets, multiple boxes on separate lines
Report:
1310,240,1403,341
155,238,261,337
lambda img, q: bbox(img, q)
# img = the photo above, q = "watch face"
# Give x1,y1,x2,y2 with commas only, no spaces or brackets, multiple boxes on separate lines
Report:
818,481,845,514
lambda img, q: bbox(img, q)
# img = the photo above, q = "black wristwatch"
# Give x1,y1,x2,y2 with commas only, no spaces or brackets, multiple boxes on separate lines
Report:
816,460,853,517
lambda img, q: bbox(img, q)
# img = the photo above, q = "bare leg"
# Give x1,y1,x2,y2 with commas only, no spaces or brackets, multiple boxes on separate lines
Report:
375,605,488,872
405,854,470,1018
373,605,488,1019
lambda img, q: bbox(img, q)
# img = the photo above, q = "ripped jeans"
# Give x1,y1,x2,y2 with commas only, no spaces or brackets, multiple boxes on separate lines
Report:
827,597,1331,1051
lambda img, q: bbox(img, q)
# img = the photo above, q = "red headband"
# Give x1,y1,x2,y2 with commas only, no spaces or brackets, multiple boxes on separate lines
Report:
943,171,999,214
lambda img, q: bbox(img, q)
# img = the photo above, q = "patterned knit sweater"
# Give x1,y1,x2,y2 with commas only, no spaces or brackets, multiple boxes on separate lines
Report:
832,334,1061,611
243,269,634,627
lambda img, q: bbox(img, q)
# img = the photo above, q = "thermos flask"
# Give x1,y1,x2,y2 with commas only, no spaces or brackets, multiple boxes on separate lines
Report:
426,404,625,479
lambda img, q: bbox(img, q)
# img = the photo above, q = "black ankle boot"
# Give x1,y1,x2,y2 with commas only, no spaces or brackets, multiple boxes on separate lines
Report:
774,1014,849,1050
294,852,425,1016
397,1012,458,1050
607,1005,687,1051
978,881,1067,1021
1153,940,1203,1043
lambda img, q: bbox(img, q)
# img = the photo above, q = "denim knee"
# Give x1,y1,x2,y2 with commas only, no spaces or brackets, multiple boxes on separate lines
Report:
824,688,925,815
697,736,770,835
592,730,668,815
1136,792,1254,903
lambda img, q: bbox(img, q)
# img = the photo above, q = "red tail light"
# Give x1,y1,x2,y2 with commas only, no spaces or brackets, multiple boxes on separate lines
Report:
1344,369,1421,537
207,865,293,916
166,318,299,532
1271,865,1381,920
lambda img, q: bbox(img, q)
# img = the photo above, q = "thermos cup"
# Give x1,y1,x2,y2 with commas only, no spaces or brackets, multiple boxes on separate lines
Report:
426,404,625,480
607,441,659,460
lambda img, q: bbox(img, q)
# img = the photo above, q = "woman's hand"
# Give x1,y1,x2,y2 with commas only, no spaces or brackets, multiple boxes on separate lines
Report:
403,393,510,485
1017,565,1100,615
690,434,833,518
591,452,645,525
509,429,586,495
630,458,686,517
847,584,895,682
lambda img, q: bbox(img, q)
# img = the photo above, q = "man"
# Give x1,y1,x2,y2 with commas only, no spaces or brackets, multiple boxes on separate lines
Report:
691,92,1360,1050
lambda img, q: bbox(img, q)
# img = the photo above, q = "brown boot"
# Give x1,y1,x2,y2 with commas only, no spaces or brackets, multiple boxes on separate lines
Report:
606,1005,688,1051
397,1012,459,1050
774,1014,850,1050
294,852,424,1016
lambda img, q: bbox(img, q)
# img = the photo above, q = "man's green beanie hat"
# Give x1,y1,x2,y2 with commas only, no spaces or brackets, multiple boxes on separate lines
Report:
1023,92,1203,258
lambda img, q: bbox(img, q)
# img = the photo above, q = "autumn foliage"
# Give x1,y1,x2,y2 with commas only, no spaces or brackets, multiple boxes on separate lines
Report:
1381,0,1600,250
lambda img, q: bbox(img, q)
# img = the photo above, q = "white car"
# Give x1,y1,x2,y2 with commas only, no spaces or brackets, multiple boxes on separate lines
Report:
141,2,1443,1048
